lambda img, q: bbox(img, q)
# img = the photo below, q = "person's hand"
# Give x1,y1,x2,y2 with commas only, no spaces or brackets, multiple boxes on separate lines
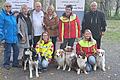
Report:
21,36,26,43
101,32,105,36
48,58,51,62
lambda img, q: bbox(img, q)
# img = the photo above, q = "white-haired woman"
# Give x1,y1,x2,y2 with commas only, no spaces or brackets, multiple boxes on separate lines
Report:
44,4,59,60
17,4,33,58
76,29,97,72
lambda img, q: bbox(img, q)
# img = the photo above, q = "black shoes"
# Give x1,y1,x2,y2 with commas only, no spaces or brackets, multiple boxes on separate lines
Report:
12,64,22,68
4,65,11,70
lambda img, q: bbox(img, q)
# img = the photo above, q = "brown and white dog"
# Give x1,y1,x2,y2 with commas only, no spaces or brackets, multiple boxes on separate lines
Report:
64,46,77,71
54,49,66,70
93,49,106,71
55,46,77,71
22,48,39,78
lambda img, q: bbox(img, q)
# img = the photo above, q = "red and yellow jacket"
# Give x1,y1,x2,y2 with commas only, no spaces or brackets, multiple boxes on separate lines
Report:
59,14,81,41
35,40,54,61
76,39,97,57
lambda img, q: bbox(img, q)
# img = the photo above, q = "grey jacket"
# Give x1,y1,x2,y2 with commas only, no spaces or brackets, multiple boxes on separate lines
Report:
17,14,33,48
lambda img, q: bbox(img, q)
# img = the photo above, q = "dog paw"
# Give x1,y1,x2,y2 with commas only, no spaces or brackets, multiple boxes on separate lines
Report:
68,68,71,71
84,71,88,74
57,66,60,70
30,76,33,78
36,74,39,78
93,66,97,71
77,69,80,75
23,68,26,71
77,71,80,75
102,68,106,72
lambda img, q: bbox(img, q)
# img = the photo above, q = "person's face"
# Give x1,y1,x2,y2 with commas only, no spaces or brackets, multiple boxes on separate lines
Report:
65,7,72,16
35,3,41,12
43,33,49,42
22,6,28,15
84,31,92,40
47,7,53,15
90,3,97,12
5,4,12,12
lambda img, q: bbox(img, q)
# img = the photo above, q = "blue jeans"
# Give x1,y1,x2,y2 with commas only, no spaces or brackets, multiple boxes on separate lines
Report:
3,42,19,66
38,56,49,69
86,56,96,72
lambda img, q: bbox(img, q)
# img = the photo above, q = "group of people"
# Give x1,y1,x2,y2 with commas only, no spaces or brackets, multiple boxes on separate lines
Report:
0,1,106,72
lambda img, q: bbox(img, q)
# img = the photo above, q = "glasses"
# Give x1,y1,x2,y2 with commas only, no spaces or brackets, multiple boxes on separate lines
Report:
5,5,11,8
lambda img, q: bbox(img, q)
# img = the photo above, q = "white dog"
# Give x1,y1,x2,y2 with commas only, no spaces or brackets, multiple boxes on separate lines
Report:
93,49,106,71
22,48,39,78
77,54,88,74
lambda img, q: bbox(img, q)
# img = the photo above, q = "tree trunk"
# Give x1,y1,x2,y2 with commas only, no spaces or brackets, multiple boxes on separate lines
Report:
114,0,120,16
42,0,50,12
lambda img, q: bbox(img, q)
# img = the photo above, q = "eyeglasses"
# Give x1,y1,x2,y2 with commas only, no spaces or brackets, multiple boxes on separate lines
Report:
5,5,11,8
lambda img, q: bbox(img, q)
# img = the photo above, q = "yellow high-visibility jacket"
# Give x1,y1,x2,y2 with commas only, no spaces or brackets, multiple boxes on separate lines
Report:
35,40,54,61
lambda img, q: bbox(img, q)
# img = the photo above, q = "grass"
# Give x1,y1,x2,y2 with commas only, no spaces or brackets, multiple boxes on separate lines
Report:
103,20,120,43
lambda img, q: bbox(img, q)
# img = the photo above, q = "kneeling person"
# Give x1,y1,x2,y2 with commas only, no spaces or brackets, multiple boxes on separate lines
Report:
35,32,54,72
76,29,97,72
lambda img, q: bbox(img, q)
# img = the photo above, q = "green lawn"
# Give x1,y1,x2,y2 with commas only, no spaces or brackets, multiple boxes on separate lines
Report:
103,20,120,42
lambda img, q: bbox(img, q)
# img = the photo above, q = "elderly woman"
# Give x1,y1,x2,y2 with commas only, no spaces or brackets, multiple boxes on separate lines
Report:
44,5,59,59
0,2,19,69
17,4,33,58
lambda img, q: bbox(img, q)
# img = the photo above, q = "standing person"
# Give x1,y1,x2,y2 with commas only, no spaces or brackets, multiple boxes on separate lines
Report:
35,31,54,71
0,2,20,70
82,1,107,49
30,2,44,48
44,4,59,59
17,4,33,58
59,5,81,50
76,29,97,72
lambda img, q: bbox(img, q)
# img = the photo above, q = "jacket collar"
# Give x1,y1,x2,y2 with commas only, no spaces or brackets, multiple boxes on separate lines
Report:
2,8,13,16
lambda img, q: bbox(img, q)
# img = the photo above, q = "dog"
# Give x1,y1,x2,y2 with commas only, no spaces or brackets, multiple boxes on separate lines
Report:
22,48,39,78
64,46,77,71
93,49,106,71
77,53,88,74
55,46,77,71
54,49,66,70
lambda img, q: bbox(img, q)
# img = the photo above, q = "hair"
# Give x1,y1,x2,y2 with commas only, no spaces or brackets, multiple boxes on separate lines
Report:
83,29,96,43
20,4,28,12
90,1,97,7
65,5,73,10
34,2,42,7
4,2,12,8
41,31,50,40
47,4,57,17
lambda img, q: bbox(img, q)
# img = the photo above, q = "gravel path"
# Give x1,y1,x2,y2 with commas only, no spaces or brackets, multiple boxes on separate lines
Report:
0,39,120,80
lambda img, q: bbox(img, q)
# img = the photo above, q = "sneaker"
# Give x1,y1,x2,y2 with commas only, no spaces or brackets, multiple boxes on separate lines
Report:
38,69,43,74
4,65,11,70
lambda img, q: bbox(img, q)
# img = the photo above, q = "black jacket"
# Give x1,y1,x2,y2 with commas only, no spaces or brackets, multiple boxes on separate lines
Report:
82,10,107,38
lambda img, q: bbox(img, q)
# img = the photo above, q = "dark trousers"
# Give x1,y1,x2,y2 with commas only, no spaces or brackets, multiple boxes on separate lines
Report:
60,38,75,49
33,36,41,48
3,42,19,66
93,36,101,49
50,36,57,58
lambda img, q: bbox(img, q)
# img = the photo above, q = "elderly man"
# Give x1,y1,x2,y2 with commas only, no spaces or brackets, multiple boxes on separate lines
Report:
82,1,107,49
30,2,44,47
0,2,20,70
